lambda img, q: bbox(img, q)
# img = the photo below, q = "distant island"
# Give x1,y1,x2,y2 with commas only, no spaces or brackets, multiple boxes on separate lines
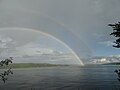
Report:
0,63,69,68
103,62,120,65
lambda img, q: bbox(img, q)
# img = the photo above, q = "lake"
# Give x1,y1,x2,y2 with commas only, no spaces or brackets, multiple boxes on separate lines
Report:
0,65,120,90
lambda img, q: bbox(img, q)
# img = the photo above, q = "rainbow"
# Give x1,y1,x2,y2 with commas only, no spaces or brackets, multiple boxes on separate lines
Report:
0,27,84,66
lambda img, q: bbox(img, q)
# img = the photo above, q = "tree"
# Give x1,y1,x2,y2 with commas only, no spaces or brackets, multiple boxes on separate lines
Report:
109,22,120,81
0,57,13,83
109,22,120,48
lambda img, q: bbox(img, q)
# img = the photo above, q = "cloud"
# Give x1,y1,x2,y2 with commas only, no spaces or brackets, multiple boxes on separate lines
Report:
0,0,120,58
98,41,114,47
93,0,103,13
11,42,77,64
0,29,41,47
0,35,13,48
13,53,78,64
92,58,110,64
14,42,64,57
89,55,120,64
0,35,17,58
0,30,76,64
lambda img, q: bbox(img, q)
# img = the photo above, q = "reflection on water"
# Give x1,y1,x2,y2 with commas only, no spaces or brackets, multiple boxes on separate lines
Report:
0,65,120,90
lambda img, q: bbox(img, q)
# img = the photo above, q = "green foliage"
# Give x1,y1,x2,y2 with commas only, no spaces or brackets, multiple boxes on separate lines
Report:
109,22,120,48
109,22,120,81
115,69,120,82
0,57,13,83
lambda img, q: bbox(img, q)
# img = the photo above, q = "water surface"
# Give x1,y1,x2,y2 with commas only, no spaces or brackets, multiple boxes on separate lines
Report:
0,65,120,90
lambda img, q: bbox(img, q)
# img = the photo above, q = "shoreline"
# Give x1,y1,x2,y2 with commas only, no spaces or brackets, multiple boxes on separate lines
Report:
0,63,69,69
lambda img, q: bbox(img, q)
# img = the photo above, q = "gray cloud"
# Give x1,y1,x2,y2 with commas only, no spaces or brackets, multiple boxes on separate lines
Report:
0,0,119,63
0,29,40,46
0,35,16,57
0,30,80,64
98,41,114,47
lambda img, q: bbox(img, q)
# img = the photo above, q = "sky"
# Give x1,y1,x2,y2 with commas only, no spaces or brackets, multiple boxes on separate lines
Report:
0,29,79,64
0,0,120,64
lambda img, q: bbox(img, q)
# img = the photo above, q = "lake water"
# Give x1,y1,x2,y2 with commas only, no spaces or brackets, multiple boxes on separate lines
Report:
0,65,120,90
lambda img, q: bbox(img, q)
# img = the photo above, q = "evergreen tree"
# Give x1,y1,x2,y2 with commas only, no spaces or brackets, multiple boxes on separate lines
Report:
109,22,120,48
109,22,120,81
